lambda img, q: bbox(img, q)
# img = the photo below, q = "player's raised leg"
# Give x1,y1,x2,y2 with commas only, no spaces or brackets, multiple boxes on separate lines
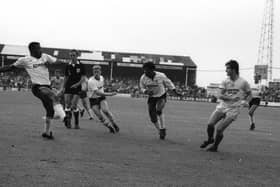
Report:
207,115,235,152
92,104,115,133
101,100,119,133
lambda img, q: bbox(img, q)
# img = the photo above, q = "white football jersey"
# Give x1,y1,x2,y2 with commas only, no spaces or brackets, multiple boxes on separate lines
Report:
13,53,56,85
88,75,105,98
217,76,251,108
140,71,175,97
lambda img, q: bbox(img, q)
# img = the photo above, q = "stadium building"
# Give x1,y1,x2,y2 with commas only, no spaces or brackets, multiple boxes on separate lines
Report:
0,43,197,86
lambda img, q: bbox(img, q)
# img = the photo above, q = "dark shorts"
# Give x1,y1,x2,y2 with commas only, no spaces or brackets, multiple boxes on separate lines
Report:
79,91,87,99
31,84,54,118
147,93,167,123
89,96,106,108
65,86,82,95
249,97,261,108
147,93,167,105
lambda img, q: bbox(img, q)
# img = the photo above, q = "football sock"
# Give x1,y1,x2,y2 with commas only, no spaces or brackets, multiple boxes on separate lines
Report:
99,118,109,127
65,108,72,127
65,108,72,118
207,125,214,140
158,114,165,129
73,109,79,126
249,115,254,124
214,134,224,147
88,108,95,118
153,121,160,130
104,110,119,126
44,117,51,134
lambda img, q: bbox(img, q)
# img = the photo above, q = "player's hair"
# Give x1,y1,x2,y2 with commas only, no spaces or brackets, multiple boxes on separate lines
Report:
28,42,40,52
226,60,239,75
92,65,101,69
142,61,155,70
70,49,80,56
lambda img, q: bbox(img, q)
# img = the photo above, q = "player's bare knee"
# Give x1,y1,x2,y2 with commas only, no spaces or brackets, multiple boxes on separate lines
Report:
248,111,253,116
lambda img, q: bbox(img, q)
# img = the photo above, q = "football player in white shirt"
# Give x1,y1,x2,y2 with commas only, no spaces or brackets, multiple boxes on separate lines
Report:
87,65,119,133
0,42,65,139
200,60,252,152
139,62,182,140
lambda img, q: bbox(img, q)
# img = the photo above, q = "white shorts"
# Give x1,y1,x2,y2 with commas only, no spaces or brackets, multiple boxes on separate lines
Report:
215,106,241,120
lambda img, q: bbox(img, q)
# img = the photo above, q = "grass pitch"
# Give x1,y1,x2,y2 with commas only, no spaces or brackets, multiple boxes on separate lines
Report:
0,91,279,187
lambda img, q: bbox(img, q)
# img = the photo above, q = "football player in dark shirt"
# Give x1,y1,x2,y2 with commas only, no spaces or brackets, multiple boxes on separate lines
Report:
61,49,86,129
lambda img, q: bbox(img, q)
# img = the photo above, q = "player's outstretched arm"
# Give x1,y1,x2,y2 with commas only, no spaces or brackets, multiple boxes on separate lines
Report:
170,89,183,97
94,90,117,97
106,91,117,96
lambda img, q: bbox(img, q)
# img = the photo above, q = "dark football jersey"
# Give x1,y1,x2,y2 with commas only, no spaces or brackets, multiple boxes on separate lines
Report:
64,61,86,88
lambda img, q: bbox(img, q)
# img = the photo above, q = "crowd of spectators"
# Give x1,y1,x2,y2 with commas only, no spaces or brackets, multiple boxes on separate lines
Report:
104,77,139,94
0,71,31,91
1,73,280,103
261,87,280,103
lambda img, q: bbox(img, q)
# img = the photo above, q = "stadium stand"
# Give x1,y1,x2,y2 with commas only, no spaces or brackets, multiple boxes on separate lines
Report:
1,43,280,104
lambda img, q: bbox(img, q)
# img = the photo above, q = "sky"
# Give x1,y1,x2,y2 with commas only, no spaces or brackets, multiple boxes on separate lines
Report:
1,0,280,87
